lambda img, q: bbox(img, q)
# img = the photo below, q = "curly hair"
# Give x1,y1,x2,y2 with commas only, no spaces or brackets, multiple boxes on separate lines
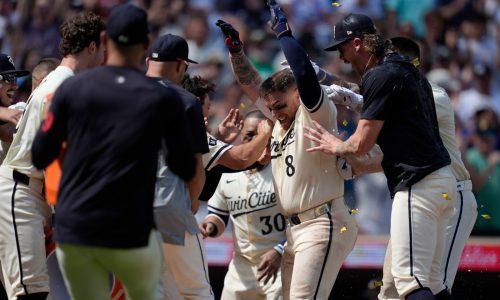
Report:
181,74,216,105
259,68,296,99
59,12,105,57
361,33,386,57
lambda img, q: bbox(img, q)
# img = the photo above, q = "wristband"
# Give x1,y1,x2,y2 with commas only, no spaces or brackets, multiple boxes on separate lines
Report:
207,221,219,237
273,243,284,256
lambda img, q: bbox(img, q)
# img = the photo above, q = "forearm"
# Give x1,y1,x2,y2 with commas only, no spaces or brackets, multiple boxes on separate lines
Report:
229,132,270,169
230,51,262,103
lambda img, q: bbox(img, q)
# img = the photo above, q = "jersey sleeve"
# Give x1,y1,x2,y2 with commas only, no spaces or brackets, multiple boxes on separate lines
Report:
207,176,230,226
308,86,337,127
202,134,233,171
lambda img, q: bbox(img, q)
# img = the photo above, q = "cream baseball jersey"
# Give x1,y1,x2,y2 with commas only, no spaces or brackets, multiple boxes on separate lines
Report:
202,133,233,170
432,84,470,181
208,164,286,264
3,66,74,179
270,90,343,216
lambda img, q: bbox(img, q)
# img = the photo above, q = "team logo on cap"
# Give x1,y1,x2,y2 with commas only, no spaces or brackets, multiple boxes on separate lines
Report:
118,35,129,43
347,30,352,35
152,53,159,58
7,55,14,66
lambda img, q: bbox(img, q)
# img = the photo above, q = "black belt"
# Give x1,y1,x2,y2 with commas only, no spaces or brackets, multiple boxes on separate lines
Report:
13,170,30,186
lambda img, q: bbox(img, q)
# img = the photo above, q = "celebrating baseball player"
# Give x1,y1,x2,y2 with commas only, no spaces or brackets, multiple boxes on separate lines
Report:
217,1,358,298
200,110,285,300
304,13,456,300
0,12,105,300
146,33,214,300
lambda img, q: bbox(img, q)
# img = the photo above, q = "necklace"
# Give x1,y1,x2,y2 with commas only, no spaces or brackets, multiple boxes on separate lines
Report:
363,54,374,74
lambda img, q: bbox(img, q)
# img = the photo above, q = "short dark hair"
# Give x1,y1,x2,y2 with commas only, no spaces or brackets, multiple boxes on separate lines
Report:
181,74,216,104
59,12,105,57
259,68,296,99
389,37,421,61
33,58,60,73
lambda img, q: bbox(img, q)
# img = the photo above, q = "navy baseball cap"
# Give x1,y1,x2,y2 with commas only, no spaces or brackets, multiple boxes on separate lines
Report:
0,54,29,78
106,4,149,45
325,13,376,51
149,34,198,64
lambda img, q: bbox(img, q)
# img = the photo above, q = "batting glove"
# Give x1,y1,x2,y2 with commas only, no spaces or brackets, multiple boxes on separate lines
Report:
336,157,354,180
215,19,242,53
267,0,291,38
322,84,364,112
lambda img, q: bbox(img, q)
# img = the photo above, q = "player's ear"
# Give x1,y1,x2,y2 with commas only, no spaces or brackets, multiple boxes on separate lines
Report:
87,41,97,55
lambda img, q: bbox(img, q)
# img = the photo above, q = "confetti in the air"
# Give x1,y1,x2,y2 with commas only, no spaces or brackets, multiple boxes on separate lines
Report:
442,193,449,200
340,226,347,234
240,102,246,109
332,2,341,7
350,208,359,214
481,214,491,220
374,281,383,287
342,119,348,126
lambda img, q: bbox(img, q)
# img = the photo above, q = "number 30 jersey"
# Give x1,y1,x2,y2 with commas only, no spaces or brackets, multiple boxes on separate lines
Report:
271,91,343,216
208,164,286,264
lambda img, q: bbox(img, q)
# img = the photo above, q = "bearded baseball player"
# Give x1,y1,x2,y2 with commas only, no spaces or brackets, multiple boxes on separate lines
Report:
0,12,105,300
304,13,457,300
200,110,285,300
217,1,358,298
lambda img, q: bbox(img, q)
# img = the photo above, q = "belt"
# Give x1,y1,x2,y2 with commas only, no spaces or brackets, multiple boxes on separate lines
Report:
457,180,472,192
288,202,331,226
0,166,44,194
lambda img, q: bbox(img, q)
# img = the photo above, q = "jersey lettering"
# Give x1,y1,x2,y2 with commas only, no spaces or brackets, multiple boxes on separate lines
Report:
285,155,295,176
260,213,286,235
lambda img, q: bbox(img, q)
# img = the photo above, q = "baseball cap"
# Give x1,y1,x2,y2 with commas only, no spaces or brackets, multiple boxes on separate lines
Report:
0,54,29,80
149,34,198,64
325,13,376,51
106,4,149,45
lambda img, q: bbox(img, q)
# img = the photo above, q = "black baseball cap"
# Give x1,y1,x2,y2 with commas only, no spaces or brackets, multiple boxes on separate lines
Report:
0,54,29,78
325,13,376,51
106,4,149,45
149,34,198,64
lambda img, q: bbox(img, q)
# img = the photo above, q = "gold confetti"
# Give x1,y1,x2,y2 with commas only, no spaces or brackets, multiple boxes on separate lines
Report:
332,2,341,7
239,102,246,109
374,281,383,287
442,193,449,200
342,119,348,126
350,208,359,214
340,226,347,234
481,214,491,220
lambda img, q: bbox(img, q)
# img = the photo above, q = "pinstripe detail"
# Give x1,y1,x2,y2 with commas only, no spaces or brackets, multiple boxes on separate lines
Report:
408,187,414,276
206,144,231,171
207,205,229,216
313,212,333,299
443,190,463,284
195,234,213,296
11,181,28,294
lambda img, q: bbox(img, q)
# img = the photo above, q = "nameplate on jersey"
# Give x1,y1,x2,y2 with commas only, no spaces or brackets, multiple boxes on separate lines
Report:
230,191,277,218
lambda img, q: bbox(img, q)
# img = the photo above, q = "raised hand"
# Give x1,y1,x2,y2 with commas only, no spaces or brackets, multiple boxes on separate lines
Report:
217,108,243,144
266,0,291,38
215,19,242,53
304,120,344,155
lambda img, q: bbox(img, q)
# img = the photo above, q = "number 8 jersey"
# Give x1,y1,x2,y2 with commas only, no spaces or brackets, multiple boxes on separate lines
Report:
270,90,343,216
207,164,286,264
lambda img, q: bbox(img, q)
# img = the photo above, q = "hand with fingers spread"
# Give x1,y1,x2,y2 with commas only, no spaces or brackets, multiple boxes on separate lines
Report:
216,108,243,144
0,106,22,125
257,248,282,285
304,120,344,155
215,19,243,53
267,0,291,38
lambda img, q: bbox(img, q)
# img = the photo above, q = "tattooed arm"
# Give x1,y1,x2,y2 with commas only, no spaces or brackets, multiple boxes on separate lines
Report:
229,51,262,103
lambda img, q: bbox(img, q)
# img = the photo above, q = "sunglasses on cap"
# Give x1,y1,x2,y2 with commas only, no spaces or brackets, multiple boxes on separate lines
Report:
0,74,17,84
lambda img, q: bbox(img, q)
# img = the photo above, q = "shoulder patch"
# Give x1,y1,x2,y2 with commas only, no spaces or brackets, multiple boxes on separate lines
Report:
208,137,217,146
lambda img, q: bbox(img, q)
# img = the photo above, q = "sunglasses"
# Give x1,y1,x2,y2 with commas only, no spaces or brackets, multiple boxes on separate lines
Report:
0,74,17,84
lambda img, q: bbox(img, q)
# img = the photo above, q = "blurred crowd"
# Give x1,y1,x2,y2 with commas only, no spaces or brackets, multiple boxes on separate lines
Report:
2,0,499,236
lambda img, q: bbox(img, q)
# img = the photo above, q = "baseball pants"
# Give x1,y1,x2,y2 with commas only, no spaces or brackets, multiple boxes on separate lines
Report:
0,169,51,298
160,232,213,300
221,254,282,300
379,179,477,299
56,230,163,300
281,197,357,300
388,166,456,298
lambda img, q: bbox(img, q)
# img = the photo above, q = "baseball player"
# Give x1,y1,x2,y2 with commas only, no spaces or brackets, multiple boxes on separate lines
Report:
31,4,196,300
200,110,285,300
375,37,478,300
0,12,105,300
146,33,213,300
304,13,456,300
217,1,359,298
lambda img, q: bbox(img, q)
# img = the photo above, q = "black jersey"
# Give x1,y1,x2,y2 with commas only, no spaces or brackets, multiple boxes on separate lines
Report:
360,53,450,195
32,66,196,248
